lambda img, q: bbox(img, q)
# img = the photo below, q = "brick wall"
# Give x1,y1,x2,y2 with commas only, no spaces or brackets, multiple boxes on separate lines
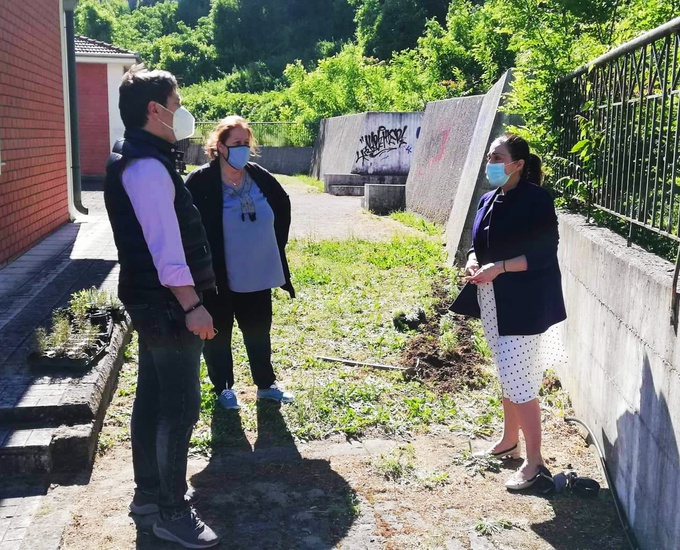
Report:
0,0,69,267
77,63,110,177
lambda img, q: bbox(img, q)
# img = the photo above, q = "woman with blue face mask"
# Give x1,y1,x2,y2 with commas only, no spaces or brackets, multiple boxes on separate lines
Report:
450,133,567,491
185,116,295,410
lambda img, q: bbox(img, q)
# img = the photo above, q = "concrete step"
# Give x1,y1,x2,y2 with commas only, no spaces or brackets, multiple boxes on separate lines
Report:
0,322,132,476
0,322,131,426
0,426,54,475
328,184,365,196
0,421,101,476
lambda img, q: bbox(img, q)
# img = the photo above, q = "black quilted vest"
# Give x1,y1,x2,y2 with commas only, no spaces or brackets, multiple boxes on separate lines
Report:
104,128,215,304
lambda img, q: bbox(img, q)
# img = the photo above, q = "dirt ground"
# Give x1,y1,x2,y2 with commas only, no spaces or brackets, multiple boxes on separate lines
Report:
60,420,625,550
59,182,627,549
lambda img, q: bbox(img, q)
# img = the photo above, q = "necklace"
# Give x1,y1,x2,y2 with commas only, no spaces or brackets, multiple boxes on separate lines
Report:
222,170,244,188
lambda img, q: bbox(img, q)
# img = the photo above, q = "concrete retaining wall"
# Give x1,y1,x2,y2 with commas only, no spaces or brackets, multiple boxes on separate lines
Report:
183,144,312,176
311,112,422,181
255,146,313,175
352,112,422,175
557,212,680,549
311,113,365,179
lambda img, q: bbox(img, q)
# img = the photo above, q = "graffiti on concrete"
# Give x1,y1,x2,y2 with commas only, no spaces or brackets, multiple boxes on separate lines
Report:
416,127,451,178
355,125,408,163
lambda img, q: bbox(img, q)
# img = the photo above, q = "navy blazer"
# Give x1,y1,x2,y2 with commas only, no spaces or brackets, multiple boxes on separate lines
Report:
450,179,566,336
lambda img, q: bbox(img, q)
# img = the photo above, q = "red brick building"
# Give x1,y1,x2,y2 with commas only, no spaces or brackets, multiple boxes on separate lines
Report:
75,36,137,178
0,0,72,266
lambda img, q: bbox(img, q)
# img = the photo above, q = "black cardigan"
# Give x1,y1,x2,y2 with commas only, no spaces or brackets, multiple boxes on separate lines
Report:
450,179,566,336
185,160,295,313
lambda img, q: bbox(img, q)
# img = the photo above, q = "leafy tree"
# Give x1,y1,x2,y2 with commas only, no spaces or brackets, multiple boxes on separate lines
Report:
210,0,244,72
177,0,211,26
75,0,119,43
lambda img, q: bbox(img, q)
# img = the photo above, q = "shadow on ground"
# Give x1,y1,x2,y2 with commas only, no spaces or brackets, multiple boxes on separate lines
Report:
132,400,358,549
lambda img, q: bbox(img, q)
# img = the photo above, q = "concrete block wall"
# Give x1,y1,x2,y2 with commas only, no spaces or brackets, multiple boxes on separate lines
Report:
77,63,110,177
0,0,69,267
311,112,421,181
254,146,312,175
311,113,364,179
557,212,680,549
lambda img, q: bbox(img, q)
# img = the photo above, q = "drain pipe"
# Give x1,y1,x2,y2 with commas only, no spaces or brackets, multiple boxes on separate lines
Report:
63,0,88,215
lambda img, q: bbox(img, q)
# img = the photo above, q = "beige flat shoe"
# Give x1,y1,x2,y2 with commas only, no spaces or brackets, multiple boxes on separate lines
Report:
473,442,521,460
505,464,553,491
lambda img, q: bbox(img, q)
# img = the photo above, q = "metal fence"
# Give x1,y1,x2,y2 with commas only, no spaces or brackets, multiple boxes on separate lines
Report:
176,121,316,171
551,17,680,322
553,17,680,241
191,121,315,148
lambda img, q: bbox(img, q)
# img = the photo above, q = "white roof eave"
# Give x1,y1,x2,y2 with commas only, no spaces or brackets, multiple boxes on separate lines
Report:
76,53,139,64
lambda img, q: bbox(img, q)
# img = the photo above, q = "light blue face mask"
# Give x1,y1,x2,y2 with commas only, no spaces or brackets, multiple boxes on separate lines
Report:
486,161,516,188
222,145,251,170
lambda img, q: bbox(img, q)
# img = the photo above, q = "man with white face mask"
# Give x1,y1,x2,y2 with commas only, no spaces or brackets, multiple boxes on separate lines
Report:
103,65,219,548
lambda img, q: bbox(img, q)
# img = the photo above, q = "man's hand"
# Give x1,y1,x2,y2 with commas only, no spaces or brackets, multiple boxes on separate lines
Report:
185,305,215,340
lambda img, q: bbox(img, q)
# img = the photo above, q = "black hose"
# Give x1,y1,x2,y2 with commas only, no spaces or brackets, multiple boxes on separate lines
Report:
564,416,639,550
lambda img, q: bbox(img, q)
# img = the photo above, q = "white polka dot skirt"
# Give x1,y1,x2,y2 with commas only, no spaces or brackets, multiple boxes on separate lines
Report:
477,282,566,404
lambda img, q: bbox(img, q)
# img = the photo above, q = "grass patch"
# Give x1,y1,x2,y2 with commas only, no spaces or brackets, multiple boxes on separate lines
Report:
191,234,484,452
102,234,512,456
389,212,443,236
474,518,515,537
293,174,324,192
452,447,502,477
374,445,416,482
276,174,324,193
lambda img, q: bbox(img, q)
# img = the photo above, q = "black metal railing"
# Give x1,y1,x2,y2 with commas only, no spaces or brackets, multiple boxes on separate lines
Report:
551,17,680,325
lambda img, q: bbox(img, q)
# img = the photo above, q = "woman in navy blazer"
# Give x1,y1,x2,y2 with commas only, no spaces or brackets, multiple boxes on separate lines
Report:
450,134,566,490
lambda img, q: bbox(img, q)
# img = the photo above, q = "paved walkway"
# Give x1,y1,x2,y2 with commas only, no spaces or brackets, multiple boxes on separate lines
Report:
0,184,118,550
0,179,414,550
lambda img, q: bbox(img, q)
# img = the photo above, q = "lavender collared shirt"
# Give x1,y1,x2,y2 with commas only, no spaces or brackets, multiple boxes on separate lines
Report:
121,158,194,288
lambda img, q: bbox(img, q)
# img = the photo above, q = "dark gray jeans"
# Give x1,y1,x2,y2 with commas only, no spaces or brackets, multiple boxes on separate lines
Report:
126,300,203,520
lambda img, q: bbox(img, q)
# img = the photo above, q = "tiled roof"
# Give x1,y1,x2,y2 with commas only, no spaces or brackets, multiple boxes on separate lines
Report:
75,35,138,58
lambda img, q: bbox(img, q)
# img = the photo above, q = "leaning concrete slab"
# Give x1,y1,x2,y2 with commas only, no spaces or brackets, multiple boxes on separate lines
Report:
443,71,516,264
406,95,485,225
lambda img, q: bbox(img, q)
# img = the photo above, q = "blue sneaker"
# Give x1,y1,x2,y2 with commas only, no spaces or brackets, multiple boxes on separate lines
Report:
217,388,240,410
256,384,294,403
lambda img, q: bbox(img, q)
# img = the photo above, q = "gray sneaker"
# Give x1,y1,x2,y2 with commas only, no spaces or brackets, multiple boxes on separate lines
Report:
256,384,294,403
153,508,219,548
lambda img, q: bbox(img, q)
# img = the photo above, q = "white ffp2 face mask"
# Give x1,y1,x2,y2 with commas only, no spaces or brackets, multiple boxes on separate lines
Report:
159,104,195,142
